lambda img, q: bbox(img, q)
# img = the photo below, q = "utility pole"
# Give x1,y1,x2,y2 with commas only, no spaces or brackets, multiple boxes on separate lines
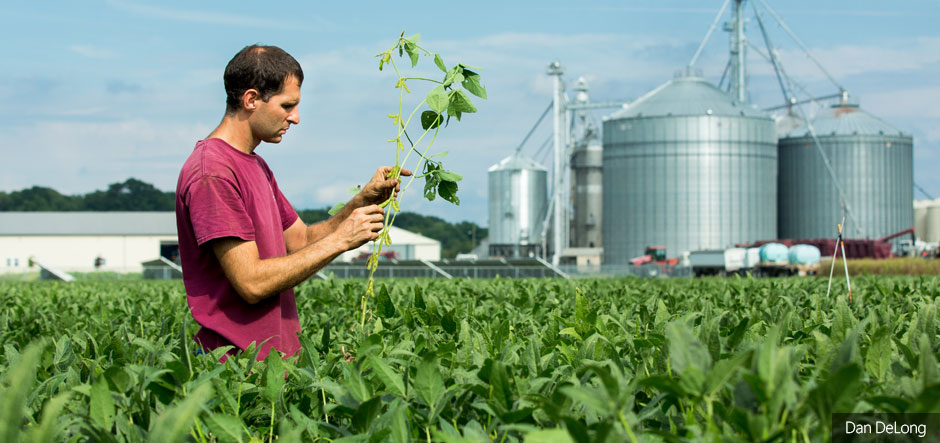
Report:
547,61,567,266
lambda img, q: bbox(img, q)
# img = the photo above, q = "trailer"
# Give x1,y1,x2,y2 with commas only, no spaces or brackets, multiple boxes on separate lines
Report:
689,248,748,277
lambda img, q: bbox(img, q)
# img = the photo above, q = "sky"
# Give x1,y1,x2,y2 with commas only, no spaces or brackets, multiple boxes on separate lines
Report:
2,0,939,225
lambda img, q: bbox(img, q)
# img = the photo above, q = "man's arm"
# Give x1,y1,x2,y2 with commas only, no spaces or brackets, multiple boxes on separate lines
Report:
285,166,411,253
214,205,385,304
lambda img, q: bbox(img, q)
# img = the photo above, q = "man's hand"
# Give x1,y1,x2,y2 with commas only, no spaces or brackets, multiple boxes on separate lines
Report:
332,205,386,251
359,166,413,205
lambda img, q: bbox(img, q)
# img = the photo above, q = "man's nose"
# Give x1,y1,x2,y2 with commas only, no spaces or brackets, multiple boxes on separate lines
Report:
288,109,300,125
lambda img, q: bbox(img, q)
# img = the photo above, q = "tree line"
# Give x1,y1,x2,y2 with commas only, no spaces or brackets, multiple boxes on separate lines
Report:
1,179,487,257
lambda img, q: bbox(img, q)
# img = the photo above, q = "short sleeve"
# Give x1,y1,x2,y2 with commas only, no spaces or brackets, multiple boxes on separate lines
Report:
273,181,298,231
185,175,256,245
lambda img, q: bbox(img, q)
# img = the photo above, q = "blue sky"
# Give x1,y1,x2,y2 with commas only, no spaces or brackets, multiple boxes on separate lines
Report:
2,1,939,225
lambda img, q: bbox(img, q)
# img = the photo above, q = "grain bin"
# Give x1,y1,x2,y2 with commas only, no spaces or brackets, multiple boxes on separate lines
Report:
778,102,913,247
927,199,940,243
601,73,778,264
487,153,549,258
915,200,929,241
570,125,603,249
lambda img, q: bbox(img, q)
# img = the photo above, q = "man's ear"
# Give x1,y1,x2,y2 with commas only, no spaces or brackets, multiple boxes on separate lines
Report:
242,89,260,112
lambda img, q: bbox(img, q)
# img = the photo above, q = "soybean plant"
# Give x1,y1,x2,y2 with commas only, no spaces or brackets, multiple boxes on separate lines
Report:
331,32,487,329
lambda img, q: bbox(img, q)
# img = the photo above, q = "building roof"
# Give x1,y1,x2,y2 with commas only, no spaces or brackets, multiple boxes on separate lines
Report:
0,212,177,235
782,104,909,138
606,75,768,120
0,212,443,247
488,152,547,172
386,226,440,246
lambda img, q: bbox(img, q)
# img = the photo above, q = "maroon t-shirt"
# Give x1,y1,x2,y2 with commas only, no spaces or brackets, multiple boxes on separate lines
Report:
175,138,300,360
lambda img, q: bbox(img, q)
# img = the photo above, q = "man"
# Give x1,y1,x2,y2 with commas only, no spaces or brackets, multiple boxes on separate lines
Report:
175,44,409,360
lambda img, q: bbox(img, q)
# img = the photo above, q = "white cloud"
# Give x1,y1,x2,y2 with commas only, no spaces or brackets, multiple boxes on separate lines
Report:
0,119,210,194
768,37,940,81
103,0,332,30
69,45,116,59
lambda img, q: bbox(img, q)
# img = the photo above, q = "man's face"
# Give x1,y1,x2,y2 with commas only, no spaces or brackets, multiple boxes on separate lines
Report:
250,75,301,144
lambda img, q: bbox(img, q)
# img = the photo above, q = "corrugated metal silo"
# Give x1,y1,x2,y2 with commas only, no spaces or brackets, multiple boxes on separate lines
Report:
778,103,913,246
775,111,804,138
927,200,940,242
915,200,929,241
487,153,548,258
601,74,778,264
571,125,603,248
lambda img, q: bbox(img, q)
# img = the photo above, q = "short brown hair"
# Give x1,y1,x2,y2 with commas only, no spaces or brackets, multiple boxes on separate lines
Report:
224,45,304,112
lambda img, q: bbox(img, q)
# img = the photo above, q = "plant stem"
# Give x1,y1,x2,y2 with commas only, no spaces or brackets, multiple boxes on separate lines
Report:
269,400,275,443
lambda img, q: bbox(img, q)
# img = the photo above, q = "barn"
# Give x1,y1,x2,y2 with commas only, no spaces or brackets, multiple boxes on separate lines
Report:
0,212,441,275
0,212,178,274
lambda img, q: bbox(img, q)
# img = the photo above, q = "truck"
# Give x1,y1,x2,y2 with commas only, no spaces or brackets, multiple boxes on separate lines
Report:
689,244,821,277
689,248,749,277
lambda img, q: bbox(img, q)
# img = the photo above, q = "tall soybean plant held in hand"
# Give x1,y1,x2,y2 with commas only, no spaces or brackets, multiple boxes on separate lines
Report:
331,32,487,328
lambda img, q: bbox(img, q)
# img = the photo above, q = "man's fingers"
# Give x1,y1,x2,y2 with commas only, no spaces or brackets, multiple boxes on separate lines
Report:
399,168,413,176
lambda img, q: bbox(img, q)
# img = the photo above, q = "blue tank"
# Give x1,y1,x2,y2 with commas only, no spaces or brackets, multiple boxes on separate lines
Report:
789,244,821,266
759,243,789,263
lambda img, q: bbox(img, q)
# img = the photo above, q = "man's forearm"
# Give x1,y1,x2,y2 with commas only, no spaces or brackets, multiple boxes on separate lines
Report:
305,194,368,245
228,236,347,304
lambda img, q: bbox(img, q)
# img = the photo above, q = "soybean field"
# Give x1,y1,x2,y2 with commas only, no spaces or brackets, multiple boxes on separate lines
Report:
2,276,940,442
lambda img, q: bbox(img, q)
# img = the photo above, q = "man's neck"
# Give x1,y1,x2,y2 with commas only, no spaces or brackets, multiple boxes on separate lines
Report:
208,113,260,155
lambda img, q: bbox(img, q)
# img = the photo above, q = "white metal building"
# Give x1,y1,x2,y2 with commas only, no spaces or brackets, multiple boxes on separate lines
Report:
338,226,441,262
0,212,441,274
0,212,178,274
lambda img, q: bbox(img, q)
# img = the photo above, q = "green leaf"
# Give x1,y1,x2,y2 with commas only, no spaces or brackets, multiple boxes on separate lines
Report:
369,357,406,397
426,86,448,113
524,429,574,443
437,170,462,182
0,343,41,443
328,200,347,216
414,356,445,410
320,321,331,352
375,284,397,318
666,321,712,374
406,45,419,67
448,90,477,115
90,377,116,432
441,310,457,335
28,391,72,443
809,363,862,424
147,384,212,443
460,69,487,99
559,327,583,341
382,399,410,443
434,54,446,72
405,33,420,44
865,326,894,382
352,396,383,433
438,180,459,205
421,111,442,131
559,385,609,416
919,338,940,388
263,348,285,403
203,413,247,443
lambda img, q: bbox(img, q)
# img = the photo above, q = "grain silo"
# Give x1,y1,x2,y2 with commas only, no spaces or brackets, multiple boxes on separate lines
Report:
915,200,929,241
778,101,913,246
926,199,940,243
487,153,549,258
601,73,778,264
570,125,603,249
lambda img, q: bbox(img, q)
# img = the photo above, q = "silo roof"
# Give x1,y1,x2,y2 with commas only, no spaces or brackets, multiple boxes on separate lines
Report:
606,76,767,120
782,104,908,138
488,153,547,172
